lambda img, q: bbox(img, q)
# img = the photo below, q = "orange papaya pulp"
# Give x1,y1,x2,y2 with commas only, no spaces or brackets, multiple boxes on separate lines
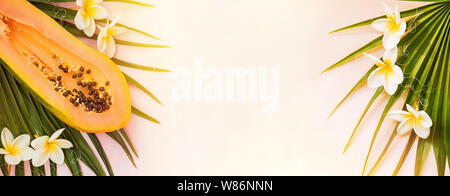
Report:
0,0,131,133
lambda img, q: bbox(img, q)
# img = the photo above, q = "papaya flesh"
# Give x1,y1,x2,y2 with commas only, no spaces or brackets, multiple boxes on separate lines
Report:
0,0,131,133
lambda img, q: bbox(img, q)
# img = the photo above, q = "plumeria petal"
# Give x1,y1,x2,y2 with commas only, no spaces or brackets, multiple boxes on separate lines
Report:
390,104,433,139
75,10,90,30
103,36,117,58
367,67,385,88
394,5,401,24
364,53,385,67
96,18,124,57
392,65,404,84
388,110,411,122
55,139,73,149
31,128,73,166
97,30,107,52
1,127,13,147
31,136,49,150
49,147,65,165
413,121,430,139
83,17,96,37
419,111,433,128
76,0,107,37
20,147,34,161
89,5,108,20
0,148,7,155
49,128,65,142
382,2,394,18
406,104,420,118
397,21,407,37
5,154,21,165
12,134,30,147
97,24,106,32
383,32,401,50
76,0,84,7
398,119,413,135
92,0,103,4
110,14,122,27
32,150,49,167
104,19,110,29
383,47,398,65
383,75,398,95
372,19,389,33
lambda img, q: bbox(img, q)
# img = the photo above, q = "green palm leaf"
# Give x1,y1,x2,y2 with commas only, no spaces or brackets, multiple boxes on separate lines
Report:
328,2,450,175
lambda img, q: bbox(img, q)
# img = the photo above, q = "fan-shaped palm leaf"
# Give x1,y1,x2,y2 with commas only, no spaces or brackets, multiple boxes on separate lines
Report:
328,1,450,176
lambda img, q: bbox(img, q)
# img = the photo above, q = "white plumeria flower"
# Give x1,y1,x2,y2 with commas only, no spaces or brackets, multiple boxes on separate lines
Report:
364,47,403,95
75,0,108,37
31,128,73,167
388,104,432,139
372,3,407,50
0,128,34,166
97,16,126,58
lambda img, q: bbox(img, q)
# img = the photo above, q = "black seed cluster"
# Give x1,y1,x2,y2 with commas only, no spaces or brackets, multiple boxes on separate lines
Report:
69,85,112,113
50,61,112,113
30,53,113,113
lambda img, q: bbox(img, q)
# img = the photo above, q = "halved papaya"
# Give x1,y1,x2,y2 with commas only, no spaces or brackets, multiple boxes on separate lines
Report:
0,0,131,133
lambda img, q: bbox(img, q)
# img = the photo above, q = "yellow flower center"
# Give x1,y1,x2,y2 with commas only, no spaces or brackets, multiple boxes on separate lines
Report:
107,28,115,38
411,113,423,122
81,0,99,17
44,140,59,153
376,58,394,71
386,15,401,34
5,144,20,156
402,110,423,124
375,58,395,79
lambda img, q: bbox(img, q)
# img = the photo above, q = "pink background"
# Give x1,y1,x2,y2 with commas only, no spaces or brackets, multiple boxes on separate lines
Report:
55,0,445,176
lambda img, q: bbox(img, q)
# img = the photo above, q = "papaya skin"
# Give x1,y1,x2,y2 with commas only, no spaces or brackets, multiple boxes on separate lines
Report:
0,0,131,133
